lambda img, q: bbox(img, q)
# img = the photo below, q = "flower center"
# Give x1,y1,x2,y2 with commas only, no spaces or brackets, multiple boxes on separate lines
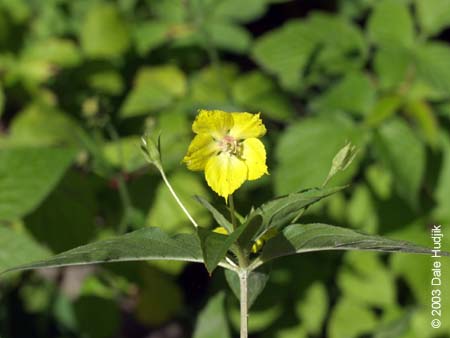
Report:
219,135,243,157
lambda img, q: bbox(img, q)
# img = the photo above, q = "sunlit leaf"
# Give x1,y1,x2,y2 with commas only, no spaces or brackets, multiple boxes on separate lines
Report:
80,3,130,59
374,118,425,208
414,0,450,36
367,0,414,47
275,114,364,194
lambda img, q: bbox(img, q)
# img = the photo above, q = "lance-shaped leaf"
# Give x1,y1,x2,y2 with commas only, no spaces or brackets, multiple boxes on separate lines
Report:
1,227,203,276
240,186,346,249
194,195,233,233
259,223,448,265
197,224,246,274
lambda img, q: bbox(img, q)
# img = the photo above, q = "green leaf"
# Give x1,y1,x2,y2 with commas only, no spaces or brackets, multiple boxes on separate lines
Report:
74,296,120,338
328,298,377,338
24,171,97,253
434,132,450,222
8,103,84,147
414,0,450,36
232,71,294,121
103,136,146,172
133,21,171,55
212,0,268,23
190,64,238,106
135,267,183,325
197,224,246,274
310,71,375,116
0,227,203,276
365,95,402,127
338,0,376,19
80,3,130,59
0,147,76,221
304,13,366,80
338,252,395,307
252,19,315,90
207,21,251,53
295,282,328,335
252,14,365,90
194,195,233,233
254,186,346,237
374,46,412,90
414,42,450,94
0,226,50,273
274,114,364,194
374,118,425,208
149,0,186,22
347,184,378,233
88,70,124,95
224,267,269,310
120,65,186,117
367,0,414,47
404,99,439,147
21,38,82,68
193,292,231,338
260,223,443,264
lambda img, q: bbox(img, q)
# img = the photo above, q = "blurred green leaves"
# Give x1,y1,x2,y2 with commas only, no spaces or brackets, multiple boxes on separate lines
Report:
194,292,230,338
1,1,450,337
253,13,366,90
0,147,76,221
368,0,414,48
80,3,130,59
0,226,50,272
121,65,187,118
274,114,364,194
374,119,425,208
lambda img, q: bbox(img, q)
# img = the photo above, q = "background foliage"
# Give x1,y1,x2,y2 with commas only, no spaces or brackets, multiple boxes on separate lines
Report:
0,0,449,337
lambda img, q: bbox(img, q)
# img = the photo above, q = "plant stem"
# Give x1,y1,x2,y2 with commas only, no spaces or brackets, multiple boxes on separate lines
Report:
239,270,249,338
159,169,199,228
229,194,250,338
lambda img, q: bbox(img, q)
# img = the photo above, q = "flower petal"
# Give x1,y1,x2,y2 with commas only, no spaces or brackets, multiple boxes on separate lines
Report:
183,134,219,171
205,152,247,201
229,112,266,140
242,138,268,180
192,109,234,139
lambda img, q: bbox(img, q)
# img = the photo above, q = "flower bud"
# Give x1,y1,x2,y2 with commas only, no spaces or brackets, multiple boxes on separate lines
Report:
140,134,162,170
324,142,358,186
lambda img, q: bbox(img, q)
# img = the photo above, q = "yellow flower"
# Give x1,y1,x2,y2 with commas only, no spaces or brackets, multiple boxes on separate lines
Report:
183,109,268,201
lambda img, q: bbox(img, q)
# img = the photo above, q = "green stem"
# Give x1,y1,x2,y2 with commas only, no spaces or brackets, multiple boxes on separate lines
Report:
159,169,200,229
229,193,250,338
239,270,249,338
